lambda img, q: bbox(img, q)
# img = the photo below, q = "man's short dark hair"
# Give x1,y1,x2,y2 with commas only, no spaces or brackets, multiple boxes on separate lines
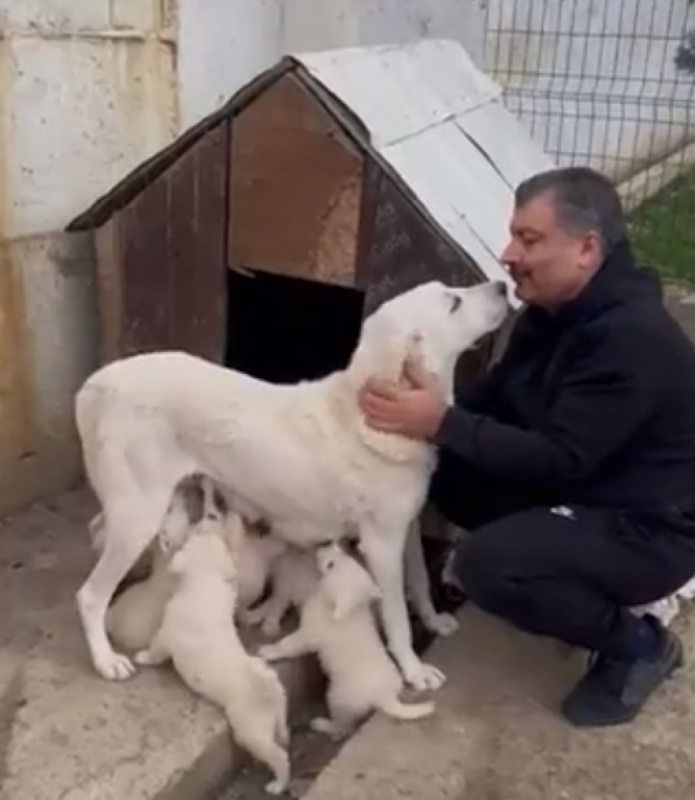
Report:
515,166,627,253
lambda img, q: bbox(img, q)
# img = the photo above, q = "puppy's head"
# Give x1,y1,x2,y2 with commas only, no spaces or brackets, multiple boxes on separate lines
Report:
316,543,381,622
169,531,237,584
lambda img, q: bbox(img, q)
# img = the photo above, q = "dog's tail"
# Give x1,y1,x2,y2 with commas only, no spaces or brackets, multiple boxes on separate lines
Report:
376,696,435,721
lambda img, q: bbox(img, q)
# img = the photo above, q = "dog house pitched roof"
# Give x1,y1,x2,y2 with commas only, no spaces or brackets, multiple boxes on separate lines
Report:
67,39,553,301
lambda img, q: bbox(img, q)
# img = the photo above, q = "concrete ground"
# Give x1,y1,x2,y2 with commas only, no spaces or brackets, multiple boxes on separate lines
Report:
302,605,695,800
0,488,320,800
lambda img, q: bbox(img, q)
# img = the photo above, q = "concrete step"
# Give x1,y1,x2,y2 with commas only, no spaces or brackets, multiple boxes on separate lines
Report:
300,605,695,800
0,489,321,800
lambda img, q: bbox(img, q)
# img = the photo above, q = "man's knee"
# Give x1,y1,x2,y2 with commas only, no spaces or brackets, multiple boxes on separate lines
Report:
450,525,517,612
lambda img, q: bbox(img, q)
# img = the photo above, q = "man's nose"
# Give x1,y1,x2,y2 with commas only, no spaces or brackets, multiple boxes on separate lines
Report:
500,241,520,268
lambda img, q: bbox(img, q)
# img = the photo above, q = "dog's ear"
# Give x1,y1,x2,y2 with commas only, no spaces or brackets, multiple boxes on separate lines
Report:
350,330,428,464
356,327,425,386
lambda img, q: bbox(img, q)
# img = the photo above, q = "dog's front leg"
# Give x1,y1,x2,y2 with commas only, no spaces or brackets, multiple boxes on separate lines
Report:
404,519,459,637
360,525,446,692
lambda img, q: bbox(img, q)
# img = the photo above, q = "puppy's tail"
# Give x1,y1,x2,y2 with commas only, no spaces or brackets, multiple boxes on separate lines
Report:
376,696,434,721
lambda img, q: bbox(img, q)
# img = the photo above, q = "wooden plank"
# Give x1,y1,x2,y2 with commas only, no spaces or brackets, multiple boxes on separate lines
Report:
168,121,229,363
229,73,363,285
120,176,171,356
101,122,229,361
94,218,124,364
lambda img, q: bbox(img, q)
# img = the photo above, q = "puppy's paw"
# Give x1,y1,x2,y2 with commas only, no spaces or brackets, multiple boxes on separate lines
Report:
260,618,282,639
265,778,287,796
258,644,281,662
425,612,459,637
134,649,159,666
238,607,264,628
95,651,136,681
310,716,349,741
403,660,446,692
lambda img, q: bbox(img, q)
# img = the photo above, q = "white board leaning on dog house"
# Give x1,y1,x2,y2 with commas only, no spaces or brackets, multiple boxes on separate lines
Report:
294,38,556,308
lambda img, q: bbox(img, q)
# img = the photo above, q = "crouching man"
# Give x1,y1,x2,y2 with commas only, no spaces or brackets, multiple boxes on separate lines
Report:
358,166,695,728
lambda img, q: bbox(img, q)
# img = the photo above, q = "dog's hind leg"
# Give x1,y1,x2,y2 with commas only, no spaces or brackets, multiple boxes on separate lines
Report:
234,725,290,796
404,520,459,637
77,492,172,681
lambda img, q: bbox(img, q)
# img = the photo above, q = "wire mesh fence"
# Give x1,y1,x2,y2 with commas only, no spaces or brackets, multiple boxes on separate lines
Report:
482,0,695,285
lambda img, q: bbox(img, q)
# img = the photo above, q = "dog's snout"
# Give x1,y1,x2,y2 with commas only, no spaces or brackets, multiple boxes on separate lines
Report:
494,280,508,298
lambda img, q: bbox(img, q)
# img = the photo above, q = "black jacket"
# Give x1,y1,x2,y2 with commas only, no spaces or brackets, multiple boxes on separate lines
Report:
435,241,695,521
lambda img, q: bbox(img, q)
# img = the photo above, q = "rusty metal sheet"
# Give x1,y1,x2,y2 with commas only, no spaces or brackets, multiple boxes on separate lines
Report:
229,73,363,285
356,163,482,314
107,121,229,362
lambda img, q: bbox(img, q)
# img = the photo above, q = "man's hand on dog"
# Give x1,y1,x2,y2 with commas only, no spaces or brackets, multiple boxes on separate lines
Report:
358,356,448,440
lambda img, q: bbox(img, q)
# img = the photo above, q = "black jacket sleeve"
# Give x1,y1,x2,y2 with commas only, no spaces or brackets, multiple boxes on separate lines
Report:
433,326,663,486
455,361,506,413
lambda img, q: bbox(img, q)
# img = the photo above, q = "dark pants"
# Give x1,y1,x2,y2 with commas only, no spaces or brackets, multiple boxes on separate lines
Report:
429,453,695,658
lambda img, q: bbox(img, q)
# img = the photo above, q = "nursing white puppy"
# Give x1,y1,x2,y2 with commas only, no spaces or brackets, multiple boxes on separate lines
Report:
106,540,174,652
105,512,287,652
259,543,434,739
241,544,321,637
74,279,509,688
135,509,290,795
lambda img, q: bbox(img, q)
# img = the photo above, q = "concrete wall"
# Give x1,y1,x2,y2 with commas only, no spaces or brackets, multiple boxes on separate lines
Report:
486,0,695,183
177,0,283,130
0,1,178,514
283,0,486,66
176,0,486,129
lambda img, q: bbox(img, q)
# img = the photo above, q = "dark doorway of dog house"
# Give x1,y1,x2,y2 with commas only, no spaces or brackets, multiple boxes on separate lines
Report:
225,266,366,383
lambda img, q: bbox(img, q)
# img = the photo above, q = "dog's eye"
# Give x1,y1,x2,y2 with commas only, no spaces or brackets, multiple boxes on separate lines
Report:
448,293,462,314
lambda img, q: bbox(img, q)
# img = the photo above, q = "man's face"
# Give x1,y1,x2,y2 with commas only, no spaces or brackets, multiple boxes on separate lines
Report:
501,191,602,308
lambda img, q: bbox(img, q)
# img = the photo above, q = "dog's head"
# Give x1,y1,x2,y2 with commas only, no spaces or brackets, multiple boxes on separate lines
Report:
350,280,509,391
315,543,381,622
169,530,237,584
346,280,508,460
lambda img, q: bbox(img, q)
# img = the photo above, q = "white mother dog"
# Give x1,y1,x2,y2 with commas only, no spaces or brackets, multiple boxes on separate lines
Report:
75,279,509,689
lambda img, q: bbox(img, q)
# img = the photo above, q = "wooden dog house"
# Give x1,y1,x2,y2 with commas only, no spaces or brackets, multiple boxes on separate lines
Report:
67,39,552,386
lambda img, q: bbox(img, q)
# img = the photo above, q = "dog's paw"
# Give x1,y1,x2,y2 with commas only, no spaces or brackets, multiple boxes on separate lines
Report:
425,612,459,637
95,651,136,681
403,661,446,692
